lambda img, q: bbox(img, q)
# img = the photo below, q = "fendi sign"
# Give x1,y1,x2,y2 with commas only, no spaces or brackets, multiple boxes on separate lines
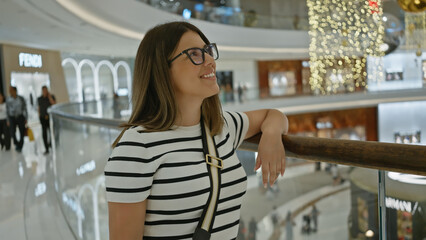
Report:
19,52,42,68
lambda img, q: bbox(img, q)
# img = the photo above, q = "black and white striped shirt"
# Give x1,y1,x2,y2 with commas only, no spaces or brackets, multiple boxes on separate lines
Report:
105,111,249,239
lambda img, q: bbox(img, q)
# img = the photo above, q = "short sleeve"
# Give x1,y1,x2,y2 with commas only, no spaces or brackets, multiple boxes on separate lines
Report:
223,111,249,150
104,128,158,203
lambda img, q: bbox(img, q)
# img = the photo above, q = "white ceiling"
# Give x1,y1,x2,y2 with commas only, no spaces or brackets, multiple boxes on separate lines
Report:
0,0,310,59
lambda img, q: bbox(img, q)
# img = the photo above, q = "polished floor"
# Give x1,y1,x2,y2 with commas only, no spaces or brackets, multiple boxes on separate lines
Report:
0,123,351,240
0,123,75,240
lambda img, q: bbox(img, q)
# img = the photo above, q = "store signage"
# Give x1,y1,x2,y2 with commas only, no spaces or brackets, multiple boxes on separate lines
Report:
76,160,96,176
385,197,411,212
19,52,42,68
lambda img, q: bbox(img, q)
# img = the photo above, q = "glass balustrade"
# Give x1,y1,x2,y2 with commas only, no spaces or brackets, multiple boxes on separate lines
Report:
137,0,309,31
48,100,426,240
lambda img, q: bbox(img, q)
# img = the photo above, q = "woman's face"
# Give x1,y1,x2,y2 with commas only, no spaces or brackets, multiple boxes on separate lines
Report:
169,31,219,104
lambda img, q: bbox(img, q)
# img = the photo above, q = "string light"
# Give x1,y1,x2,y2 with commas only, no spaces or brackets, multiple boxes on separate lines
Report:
307,0,385,94
404,11,426,57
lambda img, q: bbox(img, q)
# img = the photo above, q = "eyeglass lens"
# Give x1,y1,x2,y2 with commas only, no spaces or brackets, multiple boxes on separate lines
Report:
188,44,218,65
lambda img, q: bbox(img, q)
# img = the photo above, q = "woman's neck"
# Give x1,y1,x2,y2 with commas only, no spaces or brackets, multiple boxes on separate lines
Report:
174,98,202,126
175,107,201,126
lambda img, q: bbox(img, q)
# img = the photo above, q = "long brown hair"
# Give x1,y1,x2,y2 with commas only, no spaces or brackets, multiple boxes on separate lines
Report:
112,21,223,147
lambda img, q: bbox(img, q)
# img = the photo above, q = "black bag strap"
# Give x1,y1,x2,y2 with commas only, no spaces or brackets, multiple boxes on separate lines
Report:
193,118,223,240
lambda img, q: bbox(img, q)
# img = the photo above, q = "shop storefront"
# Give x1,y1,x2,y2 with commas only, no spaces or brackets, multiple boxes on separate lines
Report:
0,44,68,121
349,169,426,240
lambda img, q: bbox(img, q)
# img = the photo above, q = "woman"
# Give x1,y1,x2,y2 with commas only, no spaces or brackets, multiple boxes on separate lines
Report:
0,93,11,151
105,21,288,240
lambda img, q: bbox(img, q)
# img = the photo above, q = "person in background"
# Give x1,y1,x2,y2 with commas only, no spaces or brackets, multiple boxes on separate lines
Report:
271,205,279,229
311,204,320,232
248,217,258,240
112,93,121,119
331,164,341,185
38,86,56,155
6,86,27,152
0,93,11,151
285,211,295,240
237,83,243,103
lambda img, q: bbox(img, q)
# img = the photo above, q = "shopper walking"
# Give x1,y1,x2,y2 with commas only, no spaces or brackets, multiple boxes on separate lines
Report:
285,211,295,240
0,93,11,151
248,217,258,240
311,204,320,232
6,86,27,152
271,205,279,229
37,86,56,154
104,21,288,240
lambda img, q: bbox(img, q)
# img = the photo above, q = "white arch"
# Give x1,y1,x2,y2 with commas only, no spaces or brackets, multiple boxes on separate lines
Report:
78,59,97,101
62,58,132,104
62,58,82,102
96,60,117,99
114,61,132,99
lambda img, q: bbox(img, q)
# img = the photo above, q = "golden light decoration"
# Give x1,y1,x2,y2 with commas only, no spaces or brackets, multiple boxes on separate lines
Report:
404,11,425,57
397,0,426,13
307,0,385,94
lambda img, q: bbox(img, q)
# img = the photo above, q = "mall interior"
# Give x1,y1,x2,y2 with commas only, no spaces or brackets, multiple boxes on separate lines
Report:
0,0,425,239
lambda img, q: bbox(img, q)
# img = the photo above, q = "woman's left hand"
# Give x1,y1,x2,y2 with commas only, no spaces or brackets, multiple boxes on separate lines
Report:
254,131,286,188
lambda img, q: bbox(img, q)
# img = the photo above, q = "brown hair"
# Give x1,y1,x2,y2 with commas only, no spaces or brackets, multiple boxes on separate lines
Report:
112,21,223,147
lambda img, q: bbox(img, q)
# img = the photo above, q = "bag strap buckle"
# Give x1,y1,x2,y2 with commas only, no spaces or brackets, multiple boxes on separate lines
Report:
205,154,223,169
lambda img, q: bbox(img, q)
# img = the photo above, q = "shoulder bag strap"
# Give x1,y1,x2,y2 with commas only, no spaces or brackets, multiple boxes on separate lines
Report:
193,118,223,240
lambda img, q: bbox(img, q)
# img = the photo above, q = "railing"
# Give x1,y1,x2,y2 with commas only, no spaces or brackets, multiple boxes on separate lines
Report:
243,135,426,176
49,100,426,240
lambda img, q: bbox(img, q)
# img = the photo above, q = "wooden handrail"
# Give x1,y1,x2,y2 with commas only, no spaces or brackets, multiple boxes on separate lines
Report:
241,135,426,176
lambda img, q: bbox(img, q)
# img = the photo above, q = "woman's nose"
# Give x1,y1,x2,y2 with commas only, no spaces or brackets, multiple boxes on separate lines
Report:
204,53,215,66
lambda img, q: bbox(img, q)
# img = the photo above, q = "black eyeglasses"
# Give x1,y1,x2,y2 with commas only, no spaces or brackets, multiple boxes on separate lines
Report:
169,43,219,65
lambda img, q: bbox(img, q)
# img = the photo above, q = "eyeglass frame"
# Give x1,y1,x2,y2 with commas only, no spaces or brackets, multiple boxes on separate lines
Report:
168,43,219,65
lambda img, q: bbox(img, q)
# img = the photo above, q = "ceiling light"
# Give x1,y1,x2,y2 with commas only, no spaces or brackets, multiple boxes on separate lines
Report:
365,230,374,237
388,172,426,185
56,0,144,40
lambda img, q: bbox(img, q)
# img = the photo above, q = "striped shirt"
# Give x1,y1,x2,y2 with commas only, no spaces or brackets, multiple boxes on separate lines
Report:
105,111,249,240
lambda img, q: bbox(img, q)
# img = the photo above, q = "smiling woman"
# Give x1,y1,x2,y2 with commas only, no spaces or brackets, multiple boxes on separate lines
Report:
104,21,288,240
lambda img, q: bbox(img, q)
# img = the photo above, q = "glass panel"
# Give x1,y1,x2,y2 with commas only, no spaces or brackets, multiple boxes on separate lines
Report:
52,113,382,240
48,100,424,240
52,113,120,240
378,101,426,239
235,149,379,240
